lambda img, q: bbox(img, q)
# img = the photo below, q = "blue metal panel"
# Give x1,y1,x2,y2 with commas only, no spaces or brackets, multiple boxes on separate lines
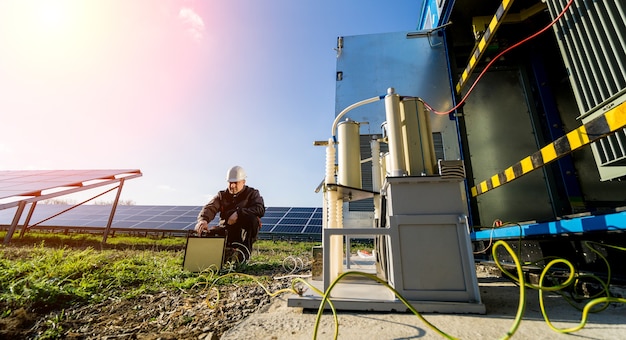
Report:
335,31,454,133
419,0,454,29
529,51,585,214
471,211,626,241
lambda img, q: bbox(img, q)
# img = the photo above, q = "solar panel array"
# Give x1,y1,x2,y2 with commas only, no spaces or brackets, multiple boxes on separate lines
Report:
0,204,323,240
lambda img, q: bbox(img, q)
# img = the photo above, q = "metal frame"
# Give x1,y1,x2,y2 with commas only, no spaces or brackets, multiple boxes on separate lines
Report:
1,169,142,244
471,209,626,241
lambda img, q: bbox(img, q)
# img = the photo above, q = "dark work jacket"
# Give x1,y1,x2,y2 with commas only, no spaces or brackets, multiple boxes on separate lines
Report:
198,186,265,225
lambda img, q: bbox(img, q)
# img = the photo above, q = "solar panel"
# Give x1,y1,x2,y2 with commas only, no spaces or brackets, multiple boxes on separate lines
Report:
172,216,197,223
266,207,290,212
260,217,281,224
309,218,323,225
289,207,316,213
260,224,275,232
112,221,139,228
273,225,306,233
284,212,314,218
0,204,323,240
304,226,322,234
263,212,287,218
280,218,309,225
163,222,195,230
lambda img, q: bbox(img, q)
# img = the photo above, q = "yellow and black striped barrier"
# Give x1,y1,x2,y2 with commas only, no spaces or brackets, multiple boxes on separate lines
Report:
456,0,514,94
471,102,626,197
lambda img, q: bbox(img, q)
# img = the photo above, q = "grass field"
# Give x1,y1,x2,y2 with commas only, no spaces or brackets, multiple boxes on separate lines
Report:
0,231,318,315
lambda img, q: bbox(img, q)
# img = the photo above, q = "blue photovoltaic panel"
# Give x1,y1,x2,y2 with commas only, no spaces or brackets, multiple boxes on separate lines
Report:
263,212,286,218
174,216,197,223
284,212,314,218
131,222,159,230
260,224,275,232
0,204,322,239
164,222,193,230
260,217,281,224
114,221,139,228
281,218,309,225
309,218,322,225
266,207,290,212
304,226,322,234
273,225,306,233
289,207,316,213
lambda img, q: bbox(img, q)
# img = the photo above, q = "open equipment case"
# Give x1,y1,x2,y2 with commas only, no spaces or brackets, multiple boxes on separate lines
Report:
182,231,227,272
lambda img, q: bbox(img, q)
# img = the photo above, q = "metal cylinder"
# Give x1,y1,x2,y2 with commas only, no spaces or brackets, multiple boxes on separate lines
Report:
370,137,381,193
325,137,336,185
400,98,437,175
384,88,407,177
370,137,382,224
325,138,343,283
337,119,362,188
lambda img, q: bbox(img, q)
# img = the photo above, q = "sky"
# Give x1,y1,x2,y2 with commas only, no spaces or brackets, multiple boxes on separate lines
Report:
0,0,422,208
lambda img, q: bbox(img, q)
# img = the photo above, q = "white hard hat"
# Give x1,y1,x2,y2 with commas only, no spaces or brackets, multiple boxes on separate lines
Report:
226,165,246,182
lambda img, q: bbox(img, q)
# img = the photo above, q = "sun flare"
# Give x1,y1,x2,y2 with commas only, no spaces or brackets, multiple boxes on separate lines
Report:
38,2,66,28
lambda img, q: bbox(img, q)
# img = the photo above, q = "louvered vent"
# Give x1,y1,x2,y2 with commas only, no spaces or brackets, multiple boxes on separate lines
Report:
546,0,626,180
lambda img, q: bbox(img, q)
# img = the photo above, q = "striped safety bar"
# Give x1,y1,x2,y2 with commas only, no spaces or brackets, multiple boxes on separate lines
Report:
456,0,514,94
471,101,626,197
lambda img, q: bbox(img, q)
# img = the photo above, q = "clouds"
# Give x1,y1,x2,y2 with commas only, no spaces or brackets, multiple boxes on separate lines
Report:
178,7,205,43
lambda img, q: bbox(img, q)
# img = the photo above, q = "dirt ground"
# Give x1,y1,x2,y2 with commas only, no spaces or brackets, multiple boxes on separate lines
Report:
0,280,293,340
2,265,625,339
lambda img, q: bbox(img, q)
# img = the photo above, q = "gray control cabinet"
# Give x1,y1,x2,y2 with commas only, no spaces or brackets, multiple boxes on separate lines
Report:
383,176,481,305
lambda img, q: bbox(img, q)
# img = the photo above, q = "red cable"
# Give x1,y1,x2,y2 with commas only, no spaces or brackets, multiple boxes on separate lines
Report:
424,0,575,115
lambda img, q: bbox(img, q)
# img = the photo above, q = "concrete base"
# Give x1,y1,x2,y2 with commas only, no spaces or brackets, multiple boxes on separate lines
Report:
287,275,486,314
289,255,485,314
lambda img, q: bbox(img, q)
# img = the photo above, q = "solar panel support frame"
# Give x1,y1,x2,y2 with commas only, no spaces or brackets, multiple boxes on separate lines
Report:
2,170,142,245
102,177,125,244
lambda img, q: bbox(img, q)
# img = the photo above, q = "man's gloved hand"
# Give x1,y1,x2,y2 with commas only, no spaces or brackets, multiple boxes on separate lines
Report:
195,220,208,235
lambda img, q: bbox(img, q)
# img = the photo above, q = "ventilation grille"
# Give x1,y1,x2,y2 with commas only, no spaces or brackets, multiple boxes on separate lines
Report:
546,0,626,116
546,0,626,179
595,127,626,166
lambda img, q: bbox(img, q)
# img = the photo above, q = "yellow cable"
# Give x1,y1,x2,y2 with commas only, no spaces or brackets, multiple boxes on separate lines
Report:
312,270,459,340
191,241,626,339
492,240,526,340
